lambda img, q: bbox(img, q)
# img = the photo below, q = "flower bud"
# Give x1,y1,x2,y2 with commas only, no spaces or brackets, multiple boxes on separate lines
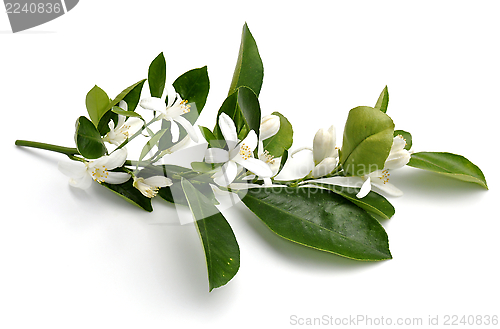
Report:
311,157,338,178
313,125,337,165
260,114,280,140
384,135,411,170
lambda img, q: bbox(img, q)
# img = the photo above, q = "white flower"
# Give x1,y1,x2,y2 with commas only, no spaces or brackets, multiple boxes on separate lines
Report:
309,135,411,198
311,157,337,178
313,125,338,165
103,101,143,146
58,148,130,189
133,175,172,198
140,92,199,143
259,114,280,140
245,115,282,185
204,113,273,186
384,134,411,169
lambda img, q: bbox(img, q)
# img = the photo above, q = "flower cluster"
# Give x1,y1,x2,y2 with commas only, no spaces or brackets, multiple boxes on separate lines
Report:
15,23,487,292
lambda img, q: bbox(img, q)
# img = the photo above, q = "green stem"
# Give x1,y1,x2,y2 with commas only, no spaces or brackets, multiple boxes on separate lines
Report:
15,140,78,156
112,116,160,153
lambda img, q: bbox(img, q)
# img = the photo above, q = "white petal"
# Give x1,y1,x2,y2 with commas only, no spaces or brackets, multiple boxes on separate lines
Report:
240,130,258,152
311,157,337,178
116,114,126,128
212,161,238,186
118,100,128,111
218,112,238,145
205,148,229,163
174,115,199,143
168,135,191,153
384,150,411,170
269,156,281,176
70,173,93,189
356,177,372,198
144,176,173,188
140,97,166,112
263,177,273,186
107,120,115,131
105,148,128,169
371,180,404,197
241,174,256,180
58,160,87,179
260,114,280,140
166,91,179,108
391,135,406,152
104,172,131,185
170,119,180,143
237,158,273,178
124,118,144,135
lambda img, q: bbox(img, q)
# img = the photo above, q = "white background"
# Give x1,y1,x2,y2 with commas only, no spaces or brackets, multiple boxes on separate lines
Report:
1,1,498,328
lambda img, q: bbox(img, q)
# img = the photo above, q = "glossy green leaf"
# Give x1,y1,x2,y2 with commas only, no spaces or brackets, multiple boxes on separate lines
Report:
199,126,223,148
262,111,293,158
241,187,392,261
139,129,167,161
340,106,395,176
107,79,147,113
148,52,166,98
310,183,395,220
394,130,412,151
407,152,488,188
101,178,153,212
96,79,146,136
120,79,146,112
74,116,107,159
159,180,219,207
85,85,110,127
96,110,118,137
374,86,389,113
228,23,264,96
181,179,240,291
214,86,261,141
173,66,210,117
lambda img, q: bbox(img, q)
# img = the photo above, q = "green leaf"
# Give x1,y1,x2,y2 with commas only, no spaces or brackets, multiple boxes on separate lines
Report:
148,52,166,98
407,152,488,189
111,106,144,120
199,126,223,148
96,110,118,137
173,66,210,117
181,179,240,291
101,178,153,212
262,111,293,158
85,85,110,127
121,79,146,112
241,187,392,261
394,130,412,151
374,86,389,113
96,79,146,136
191,161,216,173
228,23,264,96
139,129,167,161
340,106,395,176
74,116,107,159
214,86,261,141
311,183,395,220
